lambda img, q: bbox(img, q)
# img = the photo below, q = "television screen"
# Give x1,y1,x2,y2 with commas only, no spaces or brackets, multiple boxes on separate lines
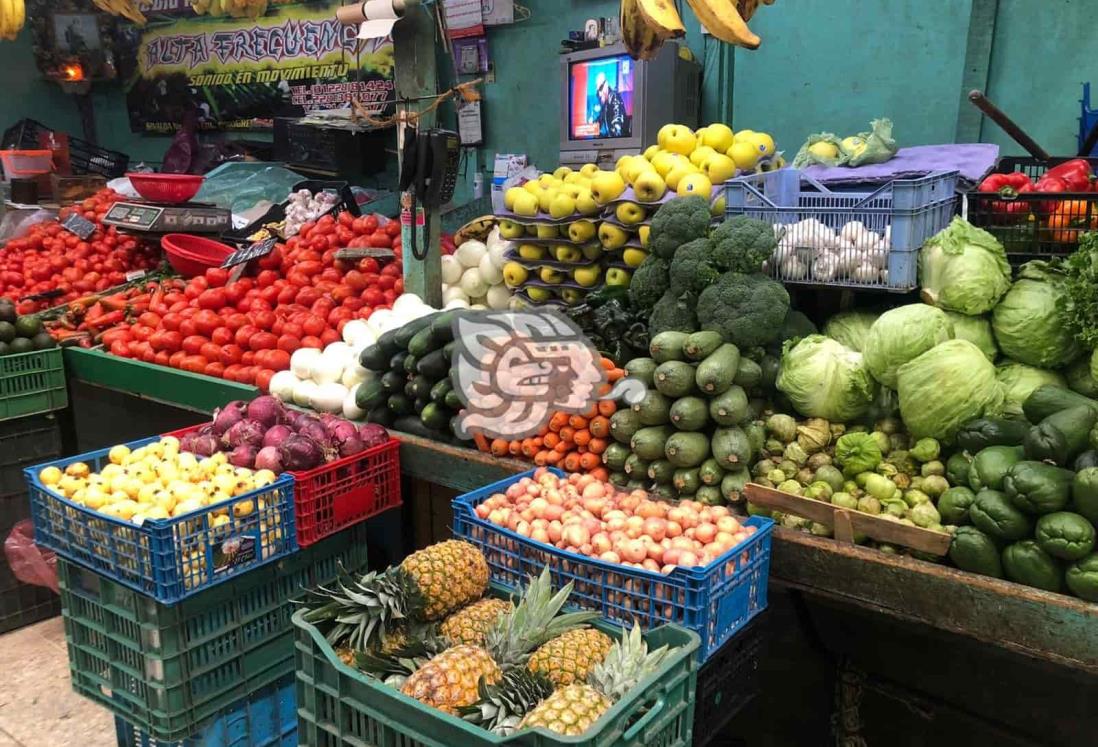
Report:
568,54,635,141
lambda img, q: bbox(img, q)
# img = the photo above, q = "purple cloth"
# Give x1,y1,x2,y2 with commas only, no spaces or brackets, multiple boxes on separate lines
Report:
802,144,1001,189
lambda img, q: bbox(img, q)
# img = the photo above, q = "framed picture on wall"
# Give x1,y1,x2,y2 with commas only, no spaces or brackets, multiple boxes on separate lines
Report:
52,13,102,53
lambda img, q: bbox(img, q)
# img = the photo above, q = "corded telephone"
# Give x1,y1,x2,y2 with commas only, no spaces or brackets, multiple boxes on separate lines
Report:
399,127,461,260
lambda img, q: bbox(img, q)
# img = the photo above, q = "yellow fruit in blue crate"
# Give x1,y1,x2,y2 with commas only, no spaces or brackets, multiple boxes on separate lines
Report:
65,462,90,479
38,465,62,486
173,498,204,518
233,499,255,518
704,154,737,184
744,132,776,158
254,470,277,487
108,445,131,465
84,488,109,510
727,141,760,171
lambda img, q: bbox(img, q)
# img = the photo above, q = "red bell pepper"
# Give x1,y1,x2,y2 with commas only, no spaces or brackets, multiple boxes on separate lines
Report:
979,172,1033,214
1032,174,1069,215
1043,158,1093,192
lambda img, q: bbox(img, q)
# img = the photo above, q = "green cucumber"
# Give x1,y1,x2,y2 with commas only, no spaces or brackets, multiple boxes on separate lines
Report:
429,310,458,345
366,404,394,427
420,402,449,430
355,379,386,411
696,344,741,395
407,375,433,401
387,393,413,416
408,325,439,358
359,343,391,372
430,378,453,403
416,349,450,380
444,389,464,410
403,353,420,374
395,313,438,350
380,370,406,393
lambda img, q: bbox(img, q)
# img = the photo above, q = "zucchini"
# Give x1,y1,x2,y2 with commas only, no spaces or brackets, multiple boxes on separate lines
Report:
624,357,659,387
649,331,689,363
603,442,631,472
394,313,437,349
721,467,750,502
698,458,725,486
696,344,741,395
1024,406,1097,465
669,397,709,432
387,393,413,416
664,432,710,468
630,426,674,461
709,385,749,426
955,417,1029,453
712,427,753,468
732,357,762,390
1022,385,1097,424
647,459,676,485
430,378,453,403
623,453,650,478
654,361,697,398
421,402,449,430
380,370,406,393
651,484,679,501
355,379,386,411
610,408,642,444
632,390,672,426
359,343,391,372
416,349,450,380
696,485,723,506
673,468,701,494
683,330,724,362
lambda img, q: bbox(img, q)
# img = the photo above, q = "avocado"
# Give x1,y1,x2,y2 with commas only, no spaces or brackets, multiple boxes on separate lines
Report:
709,385,750,426
8,338,34,355
630,426,673,461
624,357,658,387
0,322,14,344
673,468,702,494
683,330,724,362
13,316,41,339
32,332,56,350
632,390,672,426
0,301,15,324
610,408,642,444
647,459,676,485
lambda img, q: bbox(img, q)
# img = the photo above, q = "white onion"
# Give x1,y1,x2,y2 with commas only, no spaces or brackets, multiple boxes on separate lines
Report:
322,341,352,363
460,267,489,298
441,255,464,285
343,385,366,420
311,382,349,413
454,240,488,269
311,354,345,385
292,379,319,406
443,285,469,305
445,298,471,309
342,364,371,389
269,370,299,400
341,319,373,346
478,253,504,285
392,293,424,314
486,284,511,310
367,308,394,332
291,348,322,379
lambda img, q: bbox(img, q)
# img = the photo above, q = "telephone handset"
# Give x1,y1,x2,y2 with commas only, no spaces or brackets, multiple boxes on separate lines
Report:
400,127,461,260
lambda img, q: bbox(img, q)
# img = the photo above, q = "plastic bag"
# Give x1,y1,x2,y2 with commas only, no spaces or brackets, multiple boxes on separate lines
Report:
845,118,898,167
793,133,845,168
0,207,56,244
4,520,59,593
195,163,308,214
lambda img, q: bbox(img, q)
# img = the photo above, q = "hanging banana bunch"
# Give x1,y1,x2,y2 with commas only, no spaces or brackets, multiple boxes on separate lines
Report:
192,0,270,20
620,0,775,59
0,0,26,41
90,0,155,26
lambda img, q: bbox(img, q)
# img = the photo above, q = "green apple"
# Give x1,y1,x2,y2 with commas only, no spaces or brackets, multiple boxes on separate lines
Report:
549,192,577,219
615,201,647,225
518,243,547,260
539,267,564,284
633,170,667,202
704,153,737,185
678,172,713,198
689,146,717,168
536,224,560,239
605,267,632,287
553,166,573,181
560,288,585,305
638,225,650,247
574,188,600,216
666,163,698,192
579,163,600,178
526,286,553,302
598,222,629,250
502,261,529,287
568,220,597,243
658,123,697,156
622,247,648,267
702,123,735,153
512,191,539,217
504,187,527,211
581,242,603,261
553,245,582,263
499,219,526,239
590,170,626,205
572,265,602,288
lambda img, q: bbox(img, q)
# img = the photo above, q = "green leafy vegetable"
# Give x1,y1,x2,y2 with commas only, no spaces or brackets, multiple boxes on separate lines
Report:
1058,231,1098,349
822,310,877,353
996,361,1066,418
648,196,711,260
897,339,1005,441
919,217,1011,315
776,335,877,421
992,261,1081,369
628,255,671,311
710,215,776,274
863,304,955,389
944,312,998,362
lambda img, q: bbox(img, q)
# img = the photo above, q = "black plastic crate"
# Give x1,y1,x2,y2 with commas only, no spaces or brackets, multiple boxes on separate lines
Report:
967,156,1098,262
0,413,63,498
273,117,390,179
693,609,770,747
2,119,130,179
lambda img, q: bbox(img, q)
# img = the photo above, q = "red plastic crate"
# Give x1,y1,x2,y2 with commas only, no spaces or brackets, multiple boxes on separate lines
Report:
167,425,401,546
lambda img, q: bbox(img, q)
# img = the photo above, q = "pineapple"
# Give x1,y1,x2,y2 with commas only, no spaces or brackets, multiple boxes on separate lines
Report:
527,628,613,687
519,625,674,737
459,668,555,736
440,598,513,646
304,540,489,650
398,568,596,715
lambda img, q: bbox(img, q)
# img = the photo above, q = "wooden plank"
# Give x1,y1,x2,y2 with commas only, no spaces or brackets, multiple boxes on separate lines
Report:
392,431,528,492
771,528,1098,672
746,484,951,555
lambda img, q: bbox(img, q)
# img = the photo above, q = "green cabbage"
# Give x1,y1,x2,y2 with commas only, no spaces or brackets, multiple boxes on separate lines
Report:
996,361,1066,417
897,339,1005,441
919,217,1011,315
776,335,877,421
823,310,878,353
992,261,1081,369
945,312,998,362
863,304,954,388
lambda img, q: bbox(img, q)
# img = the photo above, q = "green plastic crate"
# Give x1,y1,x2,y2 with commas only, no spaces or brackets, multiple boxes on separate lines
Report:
292,597,700,747
0,348,66,421
60,523,369,742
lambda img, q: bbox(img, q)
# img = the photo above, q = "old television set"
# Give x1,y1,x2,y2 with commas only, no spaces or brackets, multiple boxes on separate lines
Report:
559,42,701,167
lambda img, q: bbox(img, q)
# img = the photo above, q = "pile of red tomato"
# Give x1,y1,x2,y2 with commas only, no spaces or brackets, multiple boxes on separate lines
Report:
103,211,405,391
1,189,161,314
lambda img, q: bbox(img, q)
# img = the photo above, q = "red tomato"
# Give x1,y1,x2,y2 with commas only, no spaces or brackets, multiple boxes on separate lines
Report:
301,315,326,337
234,325,259,347
197,288,227,310
251,309,276,330
255,369,275,392
182,335,208,356
241,351,256,366
267,350,291,371
200,342,223,363
276,335,301,354
205,361,226,379
138,312,161,328
225,313,249,331
249,332,278,352
220,345,244,367
210,327,234,346
300,335,323,349
205,267,230,287
193,310,222,336
169,351,187,368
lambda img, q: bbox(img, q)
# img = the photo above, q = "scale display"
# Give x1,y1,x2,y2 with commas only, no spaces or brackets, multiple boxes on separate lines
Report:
105,203,165,230
102,201,232,235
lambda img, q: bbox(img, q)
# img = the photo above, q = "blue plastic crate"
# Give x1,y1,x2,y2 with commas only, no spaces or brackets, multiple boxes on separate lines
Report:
725,168,958,292
453,468,773,663
1080,83,1098,157
113,675,296,747
26,437,298,604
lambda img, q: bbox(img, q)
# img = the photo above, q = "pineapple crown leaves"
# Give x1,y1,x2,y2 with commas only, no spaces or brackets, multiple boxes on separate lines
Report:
353,627,448,683
458,669,555,735
485,567,599,667
588,624,674,703
302,564,427,651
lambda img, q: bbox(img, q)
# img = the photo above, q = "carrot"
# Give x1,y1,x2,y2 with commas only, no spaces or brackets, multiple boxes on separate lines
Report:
587,437,608,455
573,429,592,447
606,367,624,382
533,450,549,466
490,439,510,457
559,426,576,443
589,466,610,482
543,432,561,449
473,432,490,453
597,400,616,417
544,450,562,465
589,416,610,439
521,439,539,458
598,383,612,396
508,440,523,456
563,453,582,473
582,404,598,419
599,357,616,371
554,440,571,454
579,452,600,471
548,412,569,432
568,414,588,430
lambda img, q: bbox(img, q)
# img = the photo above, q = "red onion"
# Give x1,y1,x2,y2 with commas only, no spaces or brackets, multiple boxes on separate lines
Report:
198,424,218,439
191,434,221,457
358,423,390,449
229,444,259,469
212,401,247,436
255,446,283,472
179,432,199,453
224,419,265,449
247,395,285,429
283,409,306,429
262,424,293,449
279,434,325,471
328,419,366,458
297,418,332,448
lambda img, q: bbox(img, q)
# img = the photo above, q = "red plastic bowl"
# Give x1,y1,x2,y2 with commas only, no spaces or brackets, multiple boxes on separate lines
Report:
162,233,234,277
128,172,205,204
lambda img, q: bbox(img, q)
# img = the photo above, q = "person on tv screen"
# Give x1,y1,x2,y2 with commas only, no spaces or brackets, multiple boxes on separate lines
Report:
595,72,629,138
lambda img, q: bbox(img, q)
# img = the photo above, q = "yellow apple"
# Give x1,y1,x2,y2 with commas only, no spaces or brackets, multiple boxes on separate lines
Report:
621,156,648,185
499,219,526,239
743,131,776,158
502,261,529,287
526,286,552,302
727,141,760,171
538,174,558,189
615,154,634,175
615,201,647,225
703,123,735,153
689,146,717,168
605,267,632,287
638,225,651,247
658,124,697,156
695,126,709,142
666,163,699,192
553,166,573,181
579,163,600,178
622,247,648,267
590,170,627,205
564,172,586,185
539,267,564,284
518,243,547,260
574,188,600,216
710,195,727,216
598,223,629,250
523,180,542,196
560,288,585,305
581,241,603,261
525,224,539,235
549,192,577,219
678,172,713,198
536,224,561,239
650,151,678,178
572,265,602,288
643,145,661,161
512,191,539,217
733,129,756,143
504,187,527,211
537,188,557,214
704,153,737,184
553,244,582,263
568,220,597,242
633,170,667,202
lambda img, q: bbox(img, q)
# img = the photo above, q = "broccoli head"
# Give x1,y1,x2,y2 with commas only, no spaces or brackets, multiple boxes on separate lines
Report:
711,215,777,274
697,272,790,348
649,195,711,260
628,255,671,310
669,238,721,294
649,289,699,336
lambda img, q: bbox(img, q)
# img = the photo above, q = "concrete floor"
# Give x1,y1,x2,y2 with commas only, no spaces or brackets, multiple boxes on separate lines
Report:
0,617,115,747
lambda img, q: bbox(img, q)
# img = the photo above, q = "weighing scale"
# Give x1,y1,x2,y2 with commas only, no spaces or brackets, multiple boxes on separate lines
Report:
101,201,232,235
